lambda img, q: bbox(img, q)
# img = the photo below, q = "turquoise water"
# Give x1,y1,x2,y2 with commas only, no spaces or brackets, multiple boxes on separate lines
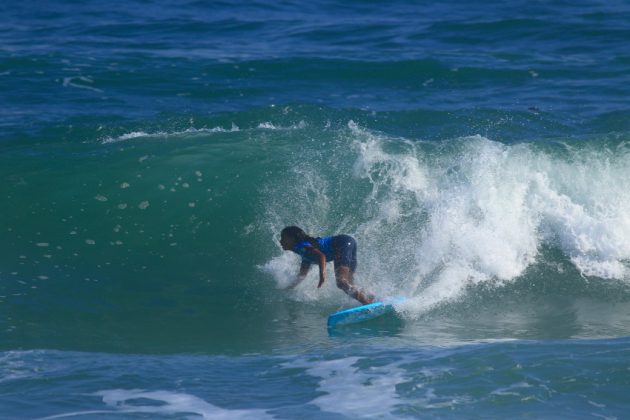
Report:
2,1,630,418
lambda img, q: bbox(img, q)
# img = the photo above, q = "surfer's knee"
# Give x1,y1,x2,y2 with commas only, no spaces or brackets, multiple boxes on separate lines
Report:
335,266,352,282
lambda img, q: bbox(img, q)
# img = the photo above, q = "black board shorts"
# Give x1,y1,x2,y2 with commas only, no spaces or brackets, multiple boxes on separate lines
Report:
332,234,358,272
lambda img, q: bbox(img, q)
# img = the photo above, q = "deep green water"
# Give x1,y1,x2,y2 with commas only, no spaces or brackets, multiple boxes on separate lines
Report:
2,0,630,418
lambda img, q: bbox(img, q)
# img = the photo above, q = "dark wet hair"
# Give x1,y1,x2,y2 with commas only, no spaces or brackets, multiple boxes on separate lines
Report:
281,226,319,248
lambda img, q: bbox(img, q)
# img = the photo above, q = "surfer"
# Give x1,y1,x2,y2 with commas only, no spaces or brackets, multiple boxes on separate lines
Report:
279,226,375,305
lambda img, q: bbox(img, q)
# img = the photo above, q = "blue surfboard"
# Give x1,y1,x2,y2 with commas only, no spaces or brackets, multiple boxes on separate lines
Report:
327,297,406,327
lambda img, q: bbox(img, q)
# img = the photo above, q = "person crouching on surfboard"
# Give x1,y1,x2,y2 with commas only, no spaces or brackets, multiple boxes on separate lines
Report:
280,226,375,305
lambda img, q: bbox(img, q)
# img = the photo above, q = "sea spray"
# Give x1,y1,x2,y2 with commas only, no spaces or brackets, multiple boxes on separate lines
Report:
261,123,630,318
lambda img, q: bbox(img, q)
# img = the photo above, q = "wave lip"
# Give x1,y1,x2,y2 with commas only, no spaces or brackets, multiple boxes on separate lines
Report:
99,120,312,144
100,124,241,144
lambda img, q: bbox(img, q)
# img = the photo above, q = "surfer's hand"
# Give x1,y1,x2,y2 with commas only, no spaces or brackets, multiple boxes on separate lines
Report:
317,276,325,288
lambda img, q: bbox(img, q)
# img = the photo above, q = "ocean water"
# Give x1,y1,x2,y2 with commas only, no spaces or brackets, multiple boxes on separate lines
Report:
2,0,630,418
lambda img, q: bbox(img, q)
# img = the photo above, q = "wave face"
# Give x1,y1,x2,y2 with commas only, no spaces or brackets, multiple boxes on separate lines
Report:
2,113,630,352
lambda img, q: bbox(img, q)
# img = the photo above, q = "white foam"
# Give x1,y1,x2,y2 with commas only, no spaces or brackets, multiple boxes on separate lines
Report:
257,121,307,130
258,253,341,303
97,389,272,419
259,253,298,290
490,381,532,397
349,130,630,315
36,389,273,420
102,131,154,144
400,138,541,313
285,357,407,418
530,152,630,279
62,76,103,93
100,124,240,144
100,120,305,144
351,124,429,206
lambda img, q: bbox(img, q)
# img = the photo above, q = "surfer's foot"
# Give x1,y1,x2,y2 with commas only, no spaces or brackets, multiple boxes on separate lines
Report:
355,289,375,305
336,275,375,305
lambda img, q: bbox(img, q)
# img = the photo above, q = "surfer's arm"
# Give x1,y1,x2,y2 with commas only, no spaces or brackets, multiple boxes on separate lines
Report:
289,246,326,289
306,247,327,288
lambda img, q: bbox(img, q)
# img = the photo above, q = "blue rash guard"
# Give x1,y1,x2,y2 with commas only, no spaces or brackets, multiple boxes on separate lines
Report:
293,236,334,261
292,235,358,272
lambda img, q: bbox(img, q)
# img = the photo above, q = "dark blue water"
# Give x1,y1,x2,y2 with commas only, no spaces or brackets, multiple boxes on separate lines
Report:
2,1,630,418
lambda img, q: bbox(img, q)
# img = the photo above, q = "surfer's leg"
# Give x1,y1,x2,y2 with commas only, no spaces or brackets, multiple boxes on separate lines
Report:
332,235,374,304
335,266,374,304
